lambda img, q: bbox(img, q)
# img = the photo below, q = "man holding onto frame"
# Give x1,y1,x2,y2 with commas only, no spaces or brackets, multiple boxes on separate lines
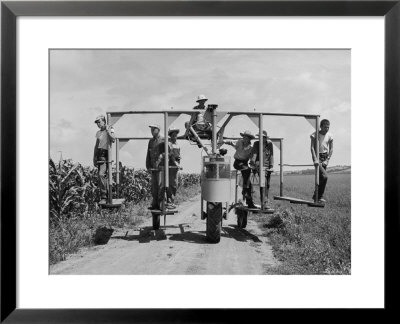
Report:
146,124,164,210
310,119,333,203
156,127,182,209
93,114,115,203
224,130,256,209
250,130,274,209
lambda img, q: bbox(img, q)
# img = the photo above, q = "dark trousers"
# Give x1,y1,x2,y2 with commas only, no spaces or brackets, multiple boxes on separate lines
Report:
314,153,329,199
97,149,108,199
233,159,253,204
151,171,162,209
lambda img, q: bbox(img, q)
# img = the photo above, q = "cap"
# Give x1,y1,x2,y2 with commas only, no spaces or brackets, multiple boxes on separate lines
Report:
94,115,106,123
168,127,180,135
148,124,161,130
256,130,269,138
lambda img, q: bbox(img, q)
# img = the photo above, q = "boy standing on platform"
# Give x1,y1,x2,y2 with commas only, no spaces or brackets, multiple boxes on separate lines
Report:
250,130,274,209
93,115,115,203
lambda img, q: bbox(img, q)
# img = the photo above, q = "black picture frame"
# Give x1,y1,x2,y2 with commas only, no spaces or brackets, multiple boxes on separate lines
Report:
1,0,399,322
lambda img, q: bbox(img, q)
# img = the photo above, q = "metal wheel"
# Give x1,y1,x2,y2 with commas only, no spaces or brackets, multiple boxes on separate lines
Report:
236,208,248,229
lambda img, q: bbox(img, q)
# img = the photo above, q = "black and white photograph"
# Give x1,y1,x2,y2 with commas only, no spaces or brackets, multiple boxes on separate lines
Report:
49,49,351,275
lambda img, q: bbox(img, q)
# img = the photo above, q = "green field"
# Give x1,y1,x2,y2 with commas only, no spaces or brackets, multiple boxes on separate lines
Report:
251,172,351,275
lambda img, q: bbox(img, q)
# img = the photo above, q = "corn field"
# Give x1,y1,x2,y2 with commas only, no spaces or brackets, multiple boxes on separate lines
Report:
49,158,200,264
49,158,200,221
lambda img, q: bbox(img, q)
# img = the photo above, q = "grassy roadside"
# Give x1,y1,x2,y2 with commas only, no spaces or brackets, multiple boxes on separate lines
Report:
253,173,351,275
49,184,200,265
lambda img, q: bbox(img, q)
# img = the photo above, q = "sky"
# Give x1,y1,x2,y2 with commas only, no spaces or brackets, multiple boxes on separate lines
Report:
50,49,350,173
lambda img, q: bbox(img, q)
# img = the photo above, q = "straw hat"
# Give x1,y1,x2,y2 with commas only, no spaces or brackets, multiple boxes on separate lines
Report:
196,94,208,102
239,130,255,139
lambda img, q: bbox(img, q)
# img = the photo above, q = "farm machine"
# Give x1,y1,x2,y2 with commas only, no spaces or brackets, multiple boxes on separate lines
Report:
101,104,324,243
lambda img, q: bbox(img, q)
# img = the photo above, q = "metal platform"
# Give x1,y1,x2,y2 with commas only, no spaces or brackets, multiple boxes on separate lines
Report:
236,205,275,214
149,209,179,215
99,198,125,209
274,196,325,208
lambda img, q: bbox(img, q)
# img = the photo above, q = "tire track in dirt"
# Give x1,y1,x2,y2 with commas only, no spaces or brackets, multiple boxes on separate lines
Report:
50,194,278,275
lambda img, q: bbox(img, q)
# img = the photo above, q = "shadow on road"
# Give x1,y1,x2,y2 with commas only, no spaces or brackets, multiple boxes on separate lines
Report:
222,225,262,243
111,224,262,244
169,230,209,244
112,226,168,243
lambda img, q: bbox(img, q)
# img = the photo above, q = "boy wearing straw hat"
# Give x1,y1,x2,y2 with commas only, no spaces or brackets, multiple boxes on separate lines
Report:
250,130,274,209
185,95,213,146
146,124,164,210
224,130,256,208
156,127,182,209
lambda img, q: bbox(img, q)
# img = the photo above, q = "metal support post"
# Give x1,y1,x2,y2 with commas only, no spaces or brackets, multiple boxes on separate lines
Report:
259,114,265,209
235,171,239,204
280,139,283,197
164,112,169,217
116,138,120,196
211,106,217,154
106,113,113,204
315,116,320,203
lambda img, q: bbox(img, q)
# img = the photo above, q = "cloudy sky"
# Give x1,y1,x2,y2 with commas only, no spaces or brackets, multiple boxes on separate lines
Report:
50,49,350,173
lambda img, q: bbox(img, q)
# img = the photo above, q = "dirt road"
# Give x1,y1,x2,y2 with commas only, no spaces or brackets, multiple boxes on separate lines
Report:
50,195,278,275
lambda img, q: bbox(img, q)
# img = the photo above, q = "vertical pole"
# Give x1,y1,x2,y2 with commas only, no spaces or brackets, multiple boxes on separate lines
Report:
164,112,169,216
259,114,265,209
201,197,204,219
280,139,283,197
211,107,217,154
315,116,320,203
235,171,238,204
116,138,120,197
106,113,112,204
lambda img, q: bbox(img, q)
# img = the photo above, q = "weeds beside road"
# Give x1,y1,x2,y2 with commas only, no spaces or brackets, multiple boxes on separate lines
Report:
49,158,200,265
255,173,351,275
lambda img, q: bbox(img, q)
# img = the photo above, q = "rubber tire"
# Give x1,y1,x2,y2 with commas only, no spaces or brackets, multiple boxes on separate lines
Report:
152,212,160,230
237,209,248,229
206,202,222,243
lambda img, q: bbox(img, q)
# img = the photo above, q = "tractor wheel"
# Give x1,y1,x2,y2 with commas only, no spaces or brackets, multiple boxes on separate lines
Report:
206,202,222,243
237,209,248,229
152,212,160,230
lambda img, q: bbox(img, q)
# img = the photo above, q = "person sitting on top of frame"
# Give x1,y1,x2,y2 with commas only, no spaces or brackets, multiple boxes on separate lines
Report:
184,94,213,144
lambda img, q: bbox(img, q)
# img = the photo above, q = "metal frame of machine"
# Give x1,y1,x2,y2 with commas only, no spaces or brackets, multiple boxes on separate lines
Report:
102,107,323,242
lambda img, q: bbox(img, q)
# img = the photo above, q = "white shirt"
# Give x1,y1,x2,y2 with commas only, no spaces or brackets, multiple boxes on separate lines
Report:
96,127,114,149
310,131,333,154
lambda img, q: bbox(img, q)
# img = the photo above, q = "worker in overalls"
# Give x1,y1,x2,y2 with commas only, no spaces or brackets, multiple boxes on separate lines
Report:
146,124,164,210
93,114,115,203
156,127,182,209
224,130,256,208
250,130,274,209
